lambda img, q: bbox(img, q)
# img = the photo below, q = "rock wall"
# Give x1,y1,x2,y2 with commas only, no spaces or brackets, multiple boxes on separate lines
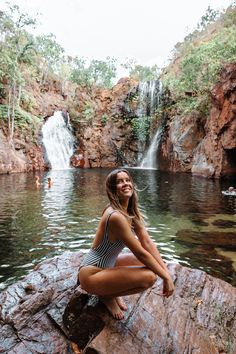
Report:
0,251,235,354
70,77,139,168
158,64,236,178
0,64,235,178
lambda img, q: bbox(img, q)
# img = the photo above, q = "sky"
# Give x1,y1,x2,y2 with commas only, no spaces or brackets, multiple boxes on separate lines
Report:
1,0,234,77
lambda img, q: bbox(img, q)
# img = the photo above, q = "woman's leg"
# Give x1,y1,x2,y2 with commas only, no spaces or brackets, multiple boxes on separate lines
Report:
114,253,144,311
79,266,157,319
115,252,144,267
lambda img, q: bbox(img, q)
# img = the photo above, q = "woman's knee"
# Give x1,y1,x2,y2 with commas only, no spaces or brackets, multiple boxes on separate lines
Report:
143,271,157,289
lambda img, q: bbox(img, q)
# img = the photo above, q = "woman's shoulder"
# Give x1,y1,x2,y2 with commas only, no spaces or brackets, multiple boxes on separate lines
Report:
103,207,127,223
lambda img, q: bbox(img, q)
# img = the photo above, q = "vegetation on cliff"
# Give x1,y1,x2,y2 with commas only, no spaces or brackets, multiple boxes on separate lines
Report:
0,2,235,144
162,3,236,116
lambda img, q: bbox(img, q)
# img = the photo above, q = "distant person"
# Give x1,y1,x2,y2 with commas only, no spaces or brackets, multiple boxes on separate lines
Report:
228,186,236,192
78,153,85,168
47,177,53,188
78,168,174,320
35,176,40,187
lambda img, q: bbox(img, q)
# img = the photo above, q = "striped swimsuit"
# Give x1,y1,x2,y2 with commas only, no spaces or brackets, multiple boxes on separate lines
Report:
79,211,125,269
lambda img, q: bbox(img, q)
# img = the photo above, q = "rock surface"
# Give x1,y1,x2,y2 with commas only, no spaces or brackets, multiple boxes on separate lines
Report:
159,63,236,178
0,251,235,354
0,64,235,177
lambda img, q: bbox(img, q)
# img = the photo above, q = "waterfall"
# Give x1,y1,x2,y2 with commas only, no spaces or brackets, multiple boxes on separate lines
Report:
136,80,163,168
137,80,162,117
42,111,75,170
140,125,163,168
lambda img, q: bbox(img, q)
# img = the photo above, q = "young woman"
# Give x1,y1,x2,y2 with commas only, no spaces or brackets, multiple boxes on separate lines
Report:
78,168,174,319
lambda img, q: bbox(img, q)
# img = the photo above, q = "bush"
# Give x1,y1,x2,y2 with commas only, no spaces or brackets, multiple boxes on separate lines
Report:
162,6,236,115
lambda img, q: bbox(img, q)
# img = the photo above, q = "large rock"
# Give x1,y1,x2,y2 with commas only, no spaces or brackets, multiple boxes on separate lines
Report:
159,63,236,178
0,251,235,354
0,130,28,174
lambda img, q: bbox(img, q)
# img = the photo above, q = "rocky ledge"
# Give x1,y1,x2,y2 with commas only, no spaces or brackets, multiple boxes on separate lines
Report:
0,251,235,354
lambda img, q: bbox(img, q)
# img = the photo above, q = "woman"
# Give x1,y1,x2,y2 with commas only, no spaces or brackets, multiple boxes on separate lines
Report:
79,169,174,319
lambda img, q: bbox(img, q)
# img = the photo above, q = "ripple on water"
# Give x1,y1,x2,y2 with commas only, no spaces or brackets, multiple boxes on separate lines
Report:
0,169,235,289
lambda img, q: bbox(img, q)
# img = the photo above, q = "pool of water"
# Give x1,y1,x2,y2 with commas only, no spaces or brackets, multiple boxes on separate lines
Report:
0,168,235,290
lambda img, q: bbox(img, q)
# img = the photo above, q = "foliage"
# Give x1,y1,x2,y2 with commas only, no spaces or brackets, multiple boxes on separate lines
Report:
0,104,40,131
101,113,108,126
20,89,37,112
129,116,151,142
130,65,160,81
35,33,65,74
0,4,38,139
121,58,160,81
163,4,236,115
197,6,220,30
71,56,117,88
82,102,94,125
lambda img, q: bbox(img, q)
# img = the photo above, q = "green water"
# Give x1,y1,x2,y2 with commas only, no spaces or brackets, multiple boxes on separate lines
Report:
0,168,235,290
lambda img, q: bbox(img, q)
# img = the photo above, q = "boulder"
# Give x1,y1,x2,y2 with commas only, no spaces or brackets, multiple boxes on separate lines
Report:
0,251,235,354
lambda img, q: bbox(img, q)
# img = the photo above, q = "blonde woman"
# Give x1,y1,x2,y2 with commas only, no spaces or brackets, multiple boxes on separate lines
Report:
79,169,174,319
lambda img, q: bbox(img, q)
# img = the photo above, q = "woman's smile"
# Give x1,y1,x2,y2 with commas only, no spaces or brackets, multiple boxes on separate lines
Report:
116,172,133,199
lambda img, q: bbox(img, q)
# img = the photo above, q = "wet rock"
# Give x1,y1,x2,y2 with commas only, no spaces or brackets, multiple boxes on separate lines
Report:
0,251,235,354
212,219,236,228
85,264,236,354
179,244,236,286
175,229,236,247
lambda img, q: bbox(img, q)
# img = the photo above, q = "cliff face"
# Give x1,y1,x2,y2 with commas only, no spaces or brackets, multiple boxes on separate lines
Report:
70,77,140,168
0,65,235,178
158,64,236,178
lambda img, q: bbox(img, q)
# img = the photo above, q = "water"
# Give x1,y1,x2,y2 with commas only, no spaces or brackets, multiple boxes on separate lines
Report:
42,111,75,169
0,168,235,291
137,80,162,117
137,80,164,167
140,125,163,169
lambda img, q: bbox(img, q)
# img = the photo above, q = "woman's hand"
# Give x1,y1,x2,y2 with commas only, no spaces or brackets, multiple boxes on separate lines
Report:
162,277,175,297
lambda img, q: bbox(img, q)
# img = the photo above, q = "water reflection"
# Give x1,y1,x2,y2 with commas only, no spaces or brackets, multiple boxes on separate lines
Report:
0,168,235,290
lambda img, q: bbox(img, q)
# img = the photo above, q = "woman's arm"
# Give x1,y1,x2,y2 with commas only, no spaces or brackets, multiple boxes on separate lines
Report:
109,213,172,282
134,221,169,272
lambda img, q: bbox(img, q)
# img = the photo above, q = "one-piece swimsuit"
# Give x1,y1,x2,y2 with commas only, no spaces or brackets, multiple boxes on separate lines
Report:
79,211,125,269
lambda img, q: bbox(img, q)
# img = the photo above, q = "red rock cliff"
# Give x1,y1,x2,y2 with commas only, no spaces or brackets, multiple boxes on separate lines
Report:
158,64,236,178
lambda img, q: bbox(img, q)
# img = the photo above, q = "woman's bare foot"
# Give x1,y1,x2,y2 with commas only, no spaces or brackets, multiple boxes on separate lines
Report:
100,296,124,320
116,297,128,311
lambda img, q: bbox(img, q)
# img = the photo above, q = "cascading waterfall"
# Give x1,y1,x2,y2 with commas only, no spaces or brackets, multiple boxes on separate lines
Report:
140,125,163,169
42,111,75,170
136,80,163,168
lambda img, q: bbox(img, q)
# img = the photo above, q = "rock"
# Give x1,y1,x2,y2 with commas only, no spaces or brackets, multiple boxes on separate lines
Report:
0,251,235,354
159,63,236,178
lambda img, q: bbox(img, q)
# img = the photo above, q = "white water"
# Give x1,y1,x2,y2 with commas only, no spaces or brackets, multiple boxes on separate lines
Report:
140,125,163,168
138,80,163,169
42,111,75,170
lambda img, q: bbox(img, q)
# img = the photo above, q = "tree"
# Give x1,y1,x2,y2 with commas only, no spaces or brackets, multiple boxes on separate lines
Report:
88,57,117,88
71,56,117,88
197,6,219,30
0,4,37,141
121,58,160,81
35,33,65,85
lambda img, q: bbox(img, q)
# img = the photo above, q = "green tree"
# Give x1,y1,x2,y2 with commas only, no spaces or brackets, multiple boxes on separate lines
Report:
35,33,65,84
88,57,117,88
121,58,160,81
70,56,91,87
0,4,37,141
71,56,117,88
197,6,219,30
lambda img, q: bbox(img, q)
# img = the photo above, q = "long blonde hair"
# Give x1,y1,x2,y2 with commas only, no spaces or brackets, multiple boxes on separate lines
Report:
105,168,143,224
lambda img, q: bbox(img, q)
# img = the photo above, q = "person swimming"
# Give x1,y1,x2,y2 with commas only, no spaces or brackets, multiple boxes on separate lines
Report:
35,176,40,187
47,177,53,188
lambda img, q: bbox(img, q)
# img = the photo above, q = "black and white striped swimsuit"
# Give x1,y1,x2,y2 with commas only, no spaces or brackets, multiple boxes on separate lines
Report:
79,211,125,269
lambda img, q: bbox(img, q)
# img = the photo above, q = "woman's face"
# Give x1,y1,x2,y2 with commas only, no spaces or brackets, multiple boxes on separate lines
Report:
115,171,133,201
